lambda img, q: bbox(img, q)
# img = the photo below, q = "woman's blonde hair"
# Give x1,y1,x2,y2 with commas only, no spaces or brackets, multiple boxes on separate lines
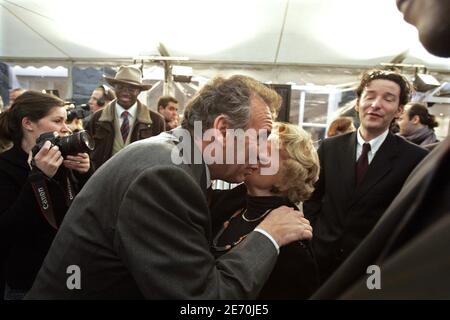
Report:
272,122,320,203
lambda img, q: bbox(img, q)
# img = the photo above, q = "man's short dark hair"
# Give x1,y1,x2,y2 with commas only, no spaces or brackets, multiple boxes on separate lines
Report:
158,96,178,109
407,102,439,129
356,69,413,106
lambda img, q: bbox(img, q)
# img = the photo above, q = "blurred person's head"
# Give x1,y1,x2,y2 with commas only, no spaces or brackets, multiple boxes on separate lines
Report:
158,96,179,125
396,0,450,57
9,88,26,107
88,85,116,112
327,117,356,137
245,122,320,203
355,69,413,140
0,91,70,150
398,102,438,136
181,75,276,183
64,103,85,132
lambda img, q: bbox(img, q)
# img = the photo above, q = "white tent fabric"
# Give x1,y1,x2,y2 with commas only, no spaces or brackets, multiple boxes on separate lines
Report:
1,0,449,70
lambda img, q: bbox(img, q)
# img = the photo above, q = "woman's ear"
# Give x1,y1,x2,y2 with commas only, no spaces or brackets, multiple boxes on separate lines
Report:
21,117,35,132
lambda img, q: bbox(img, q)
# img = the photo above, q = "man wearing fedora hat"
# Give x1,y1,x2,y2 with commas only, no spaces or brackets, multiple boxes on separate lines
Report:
86,65,165,170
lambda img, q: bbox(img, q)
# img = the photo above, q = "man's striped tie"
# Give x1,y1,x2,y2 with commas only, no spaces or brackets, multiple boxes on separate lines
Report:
121,111,130,142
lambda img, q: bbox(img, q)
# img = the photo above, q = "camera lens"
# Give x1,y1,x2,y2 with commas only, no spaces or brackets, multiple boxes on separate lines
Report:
79,131,95,151
66,109,77,122
58,131,95,156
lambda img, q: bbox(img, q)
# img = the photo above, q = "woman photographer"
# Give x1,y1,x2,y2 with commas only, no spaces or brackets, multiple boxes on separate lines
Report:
0,91,92,299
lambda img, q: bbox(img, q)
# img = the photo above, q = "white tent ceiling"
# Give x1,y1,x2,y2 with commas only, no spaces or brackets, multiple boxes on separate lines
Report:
1,0,449,70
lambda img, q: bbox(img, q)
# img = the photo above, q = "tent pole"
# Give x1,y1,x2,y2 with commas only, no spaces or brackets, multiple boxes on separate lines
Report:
66,62,73,101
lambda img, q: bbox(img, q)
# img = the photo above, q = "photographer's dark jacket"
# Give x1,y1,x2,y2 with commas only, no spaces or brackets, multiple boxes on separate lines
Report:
0,145,91,291
86,100,165,171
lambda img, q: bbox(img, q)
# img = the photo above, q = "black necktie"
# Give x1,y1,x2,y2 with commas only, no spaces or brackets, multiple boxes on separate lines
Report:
356,143,371,185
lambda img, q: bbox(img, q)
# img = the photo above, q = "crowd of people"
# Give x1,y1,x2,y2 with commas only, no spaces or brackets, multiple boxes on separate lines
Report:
0,0,448,300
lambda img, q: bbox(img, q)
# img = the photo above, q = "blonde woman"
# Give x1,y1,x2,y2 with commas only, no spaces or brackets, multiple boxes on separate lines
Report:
210,122,320,299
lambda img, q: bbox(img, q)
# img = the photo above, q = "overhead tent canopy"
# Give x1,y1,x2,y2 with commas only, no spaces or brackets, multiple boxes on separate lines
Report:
1,0,450,70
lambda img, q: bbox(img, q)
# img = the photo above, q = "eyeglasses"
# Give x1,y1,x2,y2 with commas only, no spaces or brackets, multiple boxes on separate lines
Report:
115,84,140,94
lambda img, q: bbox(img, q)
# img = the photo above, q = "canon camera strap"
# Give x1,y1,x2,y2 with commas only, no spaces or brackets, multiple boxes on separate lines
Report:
64,174,75,207
29,168,58,229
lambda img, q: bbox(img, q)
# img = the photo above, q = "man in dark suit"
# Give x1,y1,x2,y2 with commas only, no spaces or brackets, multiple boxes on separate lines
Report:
312,137,450,299
86,65,165,170
303,69,428,283
311,0,450,299
26,75,312,299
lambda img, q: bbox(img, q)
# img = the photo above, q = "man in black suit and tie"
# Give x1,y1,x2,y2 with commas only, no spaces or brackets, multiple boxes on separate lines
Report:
312,0,450,299
303,69,428,283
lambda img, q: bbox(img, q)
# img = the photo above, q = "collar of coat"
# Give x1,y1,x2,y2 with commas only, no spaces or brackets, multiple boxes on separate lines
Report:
98,99,153,125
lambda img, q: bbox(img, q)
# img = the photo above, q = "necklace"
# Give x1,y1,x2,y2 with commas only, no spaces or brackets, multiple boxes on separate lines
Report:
212,207,273,253
241,208,273,222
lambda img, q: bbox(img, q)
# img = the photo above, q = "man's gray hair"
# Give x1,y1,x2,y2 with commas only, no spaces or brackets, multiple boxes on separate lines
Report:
182,75,280,132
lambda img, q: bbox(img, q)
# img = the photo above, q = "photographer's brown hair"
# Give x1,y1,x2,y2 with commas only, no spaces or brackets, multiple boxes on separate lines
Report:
0,90,65,144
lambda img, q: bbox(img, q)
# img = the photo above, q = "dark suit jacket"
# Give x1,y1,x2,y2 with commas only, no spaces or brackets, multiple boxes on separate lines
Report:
312,136,450,299
303,131,428,282
86,100,165,171
26,128,278,299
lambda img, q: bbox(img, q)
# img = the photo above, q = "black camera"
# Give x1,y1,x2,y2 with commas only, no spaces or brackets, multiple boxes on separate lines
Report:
32,131,95,158
66,104,91,122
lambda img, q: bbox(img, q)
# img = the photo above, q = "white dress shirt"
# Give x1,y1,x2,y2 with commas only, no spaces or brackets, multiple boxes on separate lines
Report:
115,102,138,126
356,128,389,164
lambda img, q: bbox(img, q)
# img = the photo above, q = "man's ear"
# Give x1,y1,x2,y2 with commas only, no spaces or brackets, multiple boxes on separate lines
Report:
411,115,420,125
212,115,229,137
396,105,405,118
21,117,34,132
355,99,360,113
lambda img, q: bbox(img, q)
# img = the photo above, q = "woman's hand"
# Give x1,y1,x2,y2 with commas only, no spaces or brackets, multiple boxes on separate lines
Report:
30,140,63,178
63,153,90,174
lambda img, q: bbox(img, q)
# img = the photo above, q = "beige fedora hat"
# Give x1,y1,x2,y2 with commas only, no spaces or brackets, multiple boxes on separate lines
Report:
104,65,152,91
